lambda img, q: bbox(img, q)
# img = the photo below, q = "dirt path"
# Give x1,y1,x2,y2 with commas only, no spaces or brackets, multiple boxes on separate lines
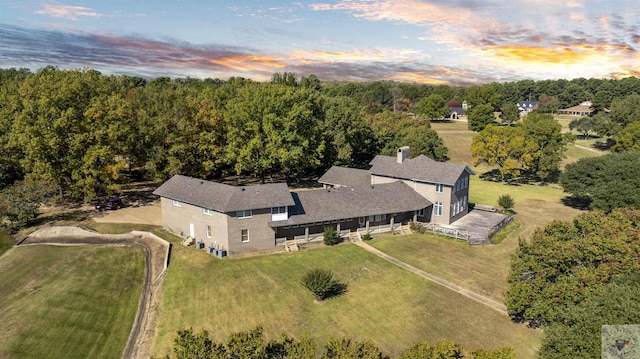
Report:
574,143,605,154
353,241,508,315
18,226,170,359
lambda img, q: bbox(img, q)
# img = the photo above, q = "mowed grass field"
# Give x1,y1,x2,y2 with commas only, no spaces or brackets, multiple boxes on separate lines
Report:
151,241,541,358
0,245,144,359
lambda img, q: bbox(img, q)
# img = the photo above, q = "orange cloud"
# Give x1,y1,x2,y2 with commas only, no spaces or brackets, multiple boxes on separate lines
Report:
36,4,101,20
486,45,594,64
384,71,449,85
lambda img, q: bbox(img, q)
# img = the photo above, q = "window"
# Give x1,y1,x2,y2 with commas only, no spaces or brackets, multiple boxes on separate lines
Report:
417,208,425,217
172,199,181,207
369,214,386,222
241,229,249,242
203,208,213,215
435,183,443,193
463,195,467,210
206,225,212,238
237,209,252,219
358,217,365,226
271,206,287,221
433,201,443,216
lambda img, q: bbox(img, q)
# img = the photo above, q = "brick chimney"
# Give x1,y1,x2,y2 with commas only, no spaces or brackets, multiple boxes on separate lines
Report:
397,146,410,163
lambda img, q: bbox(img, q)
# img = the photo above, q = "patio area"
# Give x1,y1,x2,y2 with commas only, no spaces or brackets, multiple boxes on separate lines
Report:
425,209,512,245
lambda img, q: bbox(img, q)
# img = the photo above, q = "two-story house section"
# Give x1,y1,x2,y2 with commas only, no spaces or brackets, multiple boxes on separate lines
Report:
368,146,474,225
153,175,295,256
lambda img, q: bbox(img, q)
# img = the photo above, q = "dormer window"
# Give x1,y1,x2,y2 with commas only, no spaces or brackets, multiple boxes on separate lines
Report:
271,206,288,221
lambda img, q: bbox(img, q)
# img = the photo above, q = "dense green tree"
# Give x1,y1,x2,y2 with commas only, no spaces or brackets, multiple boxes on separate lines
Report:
173,328,225,359
321,96,378,167
300,74,321,91
591,112,618,137
560,152,640,212
499,102,520,126
322,338,388,359
505,209,640,326
225,82,325,182
370,111,448,161
415,94,449,120
467,104,496,131
471,125,529,181
226,327,267,359
520,113,573,183
398,340,463,359
465,83,501,109
265,334,316,359
471,347,515,359
539,271,640,359
0,179,56,232
569,116,595,139
271,72,298,87
536,94,560,114
612,122,640,152
609,93,640,133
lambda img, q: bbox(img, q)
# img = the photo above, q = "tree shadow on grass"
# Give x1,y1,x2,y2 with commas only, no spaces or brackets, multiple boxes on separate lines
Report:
561,196,591,210
592,138,615,151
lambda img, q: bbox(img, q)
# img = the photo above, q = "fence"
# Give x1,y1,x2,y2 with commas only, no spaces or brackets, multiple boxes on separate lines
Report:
423,223,471,241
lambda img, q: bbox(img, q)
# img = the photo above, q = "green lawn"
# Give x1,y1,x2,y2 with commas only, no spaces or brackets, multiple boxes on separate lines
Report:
0,245,144,359
0,231,12,255
152,242,541,358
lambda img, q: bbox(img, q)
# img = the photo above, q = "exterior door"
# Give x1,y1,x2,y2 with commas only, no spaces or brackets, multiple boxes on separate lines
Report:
189,223,195,238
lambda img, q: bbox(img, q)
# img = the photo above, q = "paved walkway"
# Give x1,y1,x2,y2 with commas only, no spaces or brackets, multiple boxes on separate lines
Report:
353,241,508,316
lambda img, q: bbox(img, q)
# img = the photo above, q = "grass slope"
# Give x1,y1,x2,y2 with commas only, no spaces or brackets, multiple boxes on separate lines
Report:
0,231,12,255
0,245,144,359
152,242,541,358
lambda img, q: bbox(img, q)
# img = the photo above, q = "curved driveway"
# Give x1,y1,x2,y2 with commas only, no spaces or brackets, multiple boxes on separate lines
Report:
18,226,170,359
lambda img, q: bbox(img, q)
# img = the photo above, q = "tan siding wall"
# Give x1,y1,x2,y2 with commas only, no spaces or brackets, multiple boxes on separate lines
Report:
226,208,277,255
159,197,230,250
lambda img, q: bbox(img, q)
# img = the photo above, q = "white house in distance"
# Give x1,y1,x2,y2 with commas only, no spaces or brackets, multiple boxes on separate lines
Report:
154,147,475,256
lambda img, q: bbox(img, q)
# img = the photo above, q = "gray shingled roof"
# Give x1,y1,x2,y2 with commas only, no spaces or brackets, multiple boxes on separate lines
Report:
269,181,431,227
153,174,294,212
318,166,372,187
368,155,474,185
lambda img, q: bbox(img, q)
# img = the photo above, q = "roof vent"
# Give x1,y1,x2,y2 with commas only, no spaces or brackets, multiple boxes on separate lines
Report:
241,188,246,191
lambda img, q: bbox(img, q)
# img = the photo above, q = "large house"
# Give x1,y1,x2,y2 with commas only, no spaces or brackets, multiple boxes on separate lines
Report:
154,147,474,256
558,101,593,116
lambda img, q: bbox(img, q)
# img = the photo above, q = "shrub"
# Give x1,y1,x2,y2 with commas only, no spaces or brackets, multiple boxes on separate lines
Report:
301,269,346,301
497,194,515,213
361,233,371,241
409,221,427,234
323,226,339,246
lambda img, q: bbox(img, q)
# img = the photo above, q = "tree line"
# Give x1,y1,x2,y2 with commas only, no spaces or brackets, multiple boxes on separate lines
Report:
0,67,450,204
157,326,515,359
505,209,640,358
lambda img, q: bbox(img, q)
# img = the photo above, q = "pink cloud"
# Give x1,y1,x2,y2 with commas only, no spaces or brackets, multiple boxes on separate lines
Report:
36,4,101,20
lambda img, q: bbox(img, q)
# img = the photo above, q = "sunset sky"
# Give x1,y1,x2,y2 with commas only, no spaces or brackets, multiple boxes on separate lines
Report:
1,0,639,85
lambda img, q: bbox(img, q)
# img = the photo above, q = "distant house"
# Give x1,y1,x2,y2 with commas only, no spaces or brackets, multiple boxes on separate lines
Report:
517,101,538,116
154,146,474,256
558,101,593,116
448,106,466,120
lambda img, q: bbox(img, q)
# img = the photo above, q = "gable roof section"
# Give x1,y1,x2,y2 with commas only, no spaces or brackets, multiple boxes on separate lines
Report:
269,181,431,227
153,174,294,212
318,166,371,187
369,155,474,185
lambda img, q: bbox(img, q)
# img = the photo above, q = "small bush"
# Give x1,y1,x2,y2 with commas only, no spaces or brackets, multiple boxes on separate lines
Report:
301,269,347,301
497,194,515,213
409,221,427,234
361,233,371,241
323,226,339,246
